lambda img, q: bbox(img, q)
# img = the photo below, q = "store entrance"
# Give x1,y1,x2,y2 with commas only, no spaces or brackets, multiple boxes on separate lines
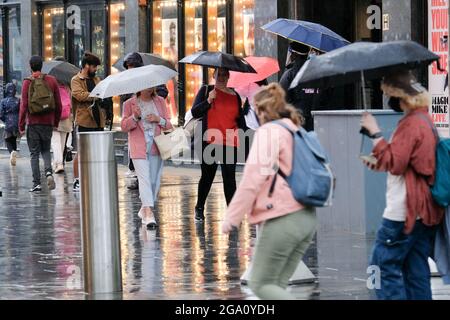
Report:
67,3,107,78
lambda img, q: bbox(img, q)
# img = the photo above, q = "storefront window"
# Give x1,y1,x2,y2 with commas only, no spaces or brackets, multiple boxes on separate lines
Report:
153,0,179,123
43,7,65,61
0,17,3,98
73,9,87,69
233,0,255,57
208,0,226,82
185,1,204,110
91,10,106,79
8,7,22,96
110,1,126,122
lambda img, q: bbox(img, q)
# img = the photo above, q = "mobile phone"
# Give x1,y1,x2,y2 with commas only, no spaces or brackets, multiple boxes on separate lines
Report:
359,155,378,166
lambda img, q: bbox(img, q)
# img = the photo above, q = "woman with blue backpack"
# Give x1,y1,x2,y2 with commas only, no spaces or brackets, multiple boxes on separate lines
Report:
222,83,319,300
0,83,20,166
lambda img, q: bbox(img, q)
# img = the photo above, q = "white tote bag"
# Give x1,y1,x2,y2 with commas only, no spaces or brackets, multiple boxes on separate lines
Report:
154,127,191,160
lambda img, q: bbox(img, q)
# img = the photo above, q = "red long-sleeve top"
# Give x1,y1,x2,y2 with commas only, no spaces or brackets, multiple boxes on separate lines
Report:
373,107,444,234
19,72,62,132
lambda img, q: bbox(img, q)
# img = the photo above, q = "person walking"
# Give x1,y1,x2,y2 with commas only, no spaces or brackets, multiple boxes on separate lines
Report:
0,83,20,166
191,67,246,222
121,87,173,228
360,70,444,300
71,52,103,191
51,79,73,174
222,83,317,300
19,55,62,192
121,52,169,190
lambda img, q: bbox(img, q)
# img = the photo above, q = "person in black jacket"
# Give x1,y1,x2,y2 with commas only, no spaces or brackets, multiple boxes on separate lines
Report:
280,43,332,131
191,67,246,222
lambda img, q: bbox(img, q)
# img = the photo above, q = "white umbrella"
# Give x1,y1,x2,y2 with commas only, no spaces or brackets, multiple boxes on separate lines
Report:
89,64,178,99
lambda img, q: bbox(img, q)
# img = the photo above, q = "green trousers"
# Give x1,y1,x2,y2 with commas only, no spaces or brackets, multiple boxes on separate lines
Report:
248,208,317,300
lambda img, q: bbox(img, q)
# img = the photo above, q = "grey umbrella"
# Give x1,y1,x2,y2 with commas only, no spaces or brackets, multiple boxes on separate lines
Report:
179,51,257,73
41,61,79,86
290,40,441,109
113,52,176,72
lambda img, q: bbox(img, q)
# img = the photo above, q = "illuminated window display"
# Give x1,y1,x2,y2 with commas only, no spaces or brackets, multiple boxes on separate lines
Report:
43,7,65,61
153,0,179,124
185,1,204,110
233,0,255,57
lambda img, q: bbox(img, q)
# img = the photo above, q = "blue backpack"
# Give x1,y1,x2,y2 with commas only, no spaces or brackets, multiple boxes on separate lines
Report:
416,114,450,207
269,121,335,207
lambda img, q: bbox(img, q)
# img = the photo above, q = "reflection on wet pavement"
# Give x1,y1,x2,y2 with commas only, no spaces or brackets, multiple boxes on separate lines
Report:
1,155,449,300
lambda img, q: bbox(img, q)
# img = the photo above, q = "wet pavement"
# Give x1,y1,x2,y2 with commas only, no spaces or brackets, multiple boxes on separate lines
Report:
0,153,449,300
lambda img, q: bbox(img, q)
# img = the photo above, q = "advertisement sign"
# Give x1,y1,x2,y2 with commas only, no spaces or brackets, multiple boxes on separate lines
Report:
428,0,449,137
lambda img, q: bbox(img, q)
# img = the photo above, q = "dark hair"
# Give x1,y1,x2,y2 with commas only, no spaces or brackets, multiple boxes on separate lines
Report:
256,79,269,87
81,52,101,68
136,88,157,98
29,55,43,72
54,56,66,62
123,52,144,69
214,68,230,77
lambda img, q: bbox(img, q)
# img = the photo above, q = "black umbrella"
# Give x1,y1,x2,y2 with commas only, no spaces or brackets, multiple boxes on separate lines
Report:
290,40,441,108
41,61,80,86
179,51,257,73
113,52,176,72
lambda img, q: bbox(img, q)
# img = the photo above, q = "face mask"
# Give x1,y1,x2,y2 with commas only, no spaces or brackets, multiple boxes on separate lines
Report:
388,97,403,112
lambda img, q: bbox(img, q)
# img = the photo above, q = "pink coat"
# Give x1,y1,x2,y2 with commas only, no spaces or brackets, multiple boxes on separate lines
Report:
225,118,305,227
121,95,173,159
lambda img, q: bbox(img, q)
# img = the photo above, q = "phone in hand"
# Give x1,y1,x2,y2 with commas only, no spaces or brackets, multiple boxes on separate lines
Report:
359,154,378,166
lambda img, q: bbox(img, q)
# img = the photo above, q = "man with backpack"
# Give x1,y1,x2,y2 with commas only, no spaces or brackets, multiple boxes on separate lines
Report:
19,55,62,192
361,70,444,300
70,52,103,192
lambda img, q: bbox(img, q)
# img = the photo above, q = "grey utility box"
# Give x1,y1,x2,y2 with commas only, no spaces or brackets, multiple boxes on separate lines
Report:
312,110,403,236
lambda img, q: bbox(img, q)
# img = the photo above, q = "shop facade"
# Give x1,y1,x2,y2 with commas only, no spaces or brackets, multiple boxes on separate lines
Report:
0,0,256,126
0,0,432,125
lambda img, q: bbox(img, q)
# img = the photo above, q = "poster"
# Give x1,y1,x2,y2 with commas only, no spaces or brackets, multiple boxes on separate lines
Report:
194,18,203,51
428,0,449,137
217,17,227,52
162,18,178,65
243,14,255,56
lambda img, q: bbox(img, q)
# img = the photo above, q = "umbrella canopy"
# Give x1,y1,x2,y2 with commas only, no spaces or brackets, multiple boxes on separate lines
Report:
113,52,176,72
41,61,79,86
89,65,178,99
227,56,280,89
261,18,350,52
179,51,257,73
290,40,441,90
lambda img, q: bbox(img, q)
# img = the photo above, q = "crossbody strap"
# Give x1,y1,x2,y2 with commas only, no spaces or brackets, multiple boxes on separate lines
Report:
414,113,440,143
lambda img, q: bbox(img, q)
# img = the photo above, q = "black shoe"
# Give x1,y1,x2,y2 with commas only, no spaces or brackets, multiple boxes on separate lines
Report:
73,179,80,192
29,184,42,192
194,207,205,222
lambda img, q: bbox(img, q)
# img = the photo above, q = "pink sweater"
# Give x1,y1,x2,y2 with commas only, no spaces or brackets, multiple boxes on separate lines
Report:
121,95,173,159
225,118,305,227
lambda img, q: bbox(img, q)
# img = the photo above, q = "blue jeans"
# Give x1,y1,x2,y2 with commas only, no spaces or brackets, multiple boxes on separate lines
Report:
370,218,436,300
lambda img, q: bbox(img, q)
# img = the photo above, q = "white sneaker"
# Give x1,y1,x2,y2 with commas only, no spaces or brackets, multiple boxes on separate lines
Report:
10,151,17,166
46,172,56,190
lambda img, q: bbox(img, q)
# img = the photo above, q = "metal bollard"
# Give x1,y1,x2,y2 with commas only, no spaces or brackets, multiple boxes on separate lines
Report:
78,131,122,295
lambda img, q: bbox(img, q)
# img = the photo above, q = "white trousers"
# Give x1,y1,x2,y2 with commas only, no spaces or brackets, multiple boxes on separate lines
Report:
51,131,68,166
133,155,164,208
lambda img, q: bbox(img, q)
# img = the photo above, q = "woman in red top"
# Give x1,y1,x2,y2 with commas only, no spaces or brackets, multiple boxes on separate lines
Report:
191,68,247,222
361,70,444,300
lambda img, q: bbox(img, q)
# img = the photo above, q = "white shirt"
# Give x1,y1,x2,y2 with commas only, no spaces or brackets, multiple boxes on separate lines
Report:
383,173,407,221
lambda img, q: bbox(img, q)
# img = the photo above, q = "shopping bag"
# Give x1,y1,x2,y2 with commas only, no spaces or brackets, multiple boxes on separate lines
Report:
154,127,190,160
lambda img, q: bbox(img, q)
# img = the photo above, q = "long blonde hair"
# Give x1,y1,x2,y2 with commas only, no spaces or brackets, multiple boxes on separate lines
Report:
253,83,304,126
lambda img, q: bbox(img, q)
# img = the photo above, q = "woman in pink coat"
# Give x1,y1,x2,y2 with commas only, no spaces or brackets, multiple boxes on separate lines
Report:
121,87,173,228
222,83,317,300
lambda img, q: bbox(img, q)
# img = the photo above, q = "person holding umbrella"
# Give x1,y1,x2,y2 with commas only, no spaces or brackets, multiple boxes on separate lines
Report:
121,86,173,229
360,70,444,300
50,56,73,174
191,67,246,222
70,52,103,192
121,52,169,190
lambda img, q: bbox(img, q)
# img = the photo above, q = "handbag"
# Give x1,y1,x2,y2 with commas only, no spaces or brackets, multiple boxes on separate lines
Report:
154,127,191,160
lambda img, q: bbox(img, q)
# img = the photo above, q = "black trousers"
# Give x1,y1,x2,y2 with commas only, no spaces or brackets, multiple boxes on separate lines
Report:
4,136,17,153
196,145,237,209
